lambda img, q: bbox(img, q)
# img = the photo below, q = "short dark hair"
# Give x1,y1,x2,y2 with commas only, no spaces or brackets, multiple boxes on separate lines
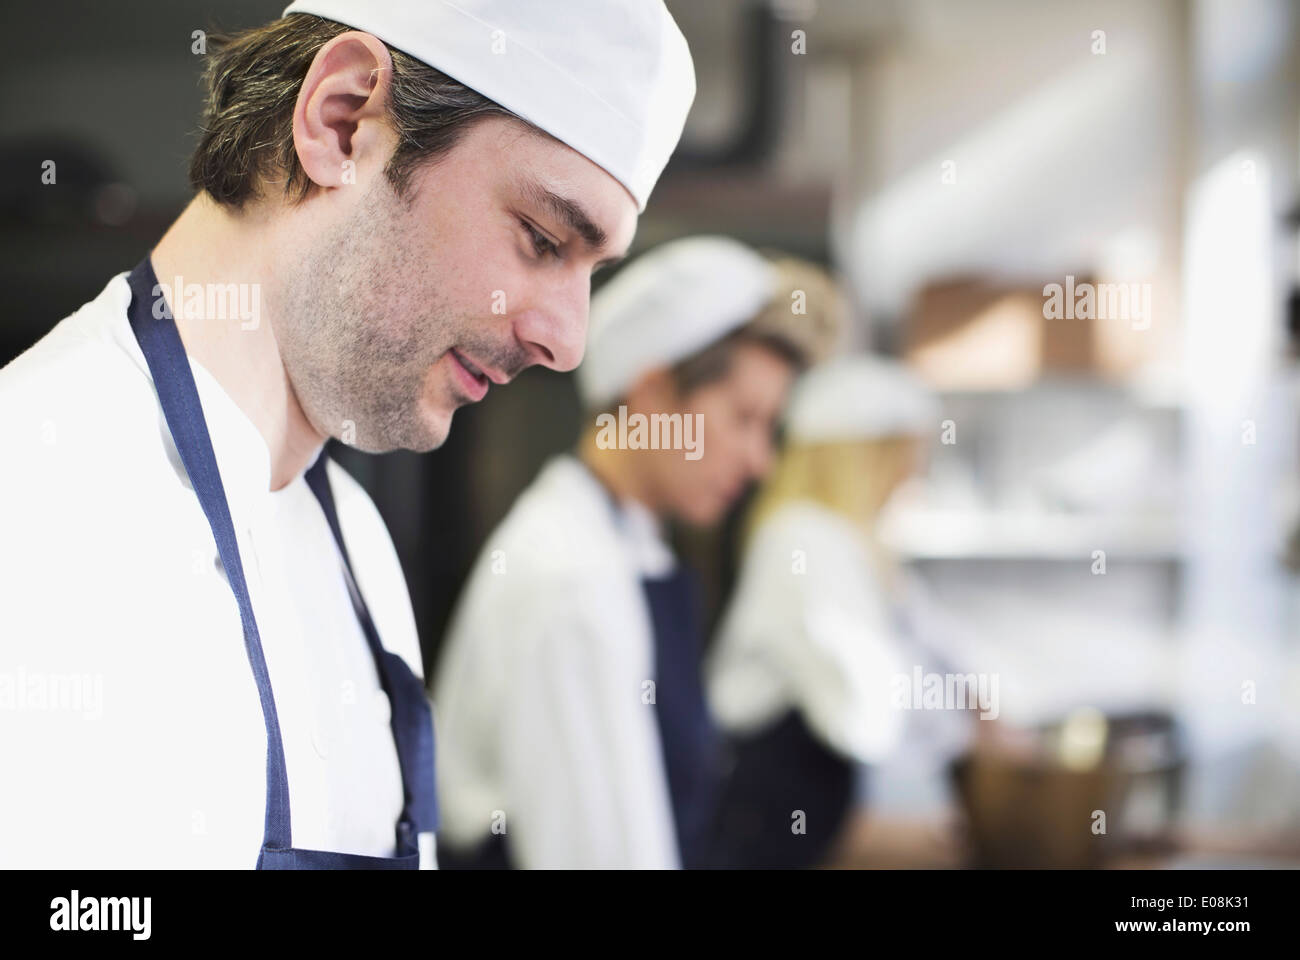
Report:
189,13,523,208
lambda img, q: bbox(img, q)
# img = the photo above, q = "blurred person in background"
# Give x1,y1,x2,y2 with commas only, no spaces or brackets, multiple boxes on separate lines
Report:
434,236,842,868
706,355,977,868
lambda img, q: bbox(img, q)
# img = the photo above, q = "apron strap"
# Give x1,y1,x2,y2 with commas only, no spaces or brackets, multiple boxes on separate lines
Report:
125,257,294,852
303,455,439,836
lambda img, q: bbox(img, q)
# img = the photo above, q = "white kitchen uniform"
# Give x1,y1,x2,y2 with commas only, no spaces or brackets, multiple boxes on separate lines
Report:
0,271,427,868
434,455,682,868
707,500,906,764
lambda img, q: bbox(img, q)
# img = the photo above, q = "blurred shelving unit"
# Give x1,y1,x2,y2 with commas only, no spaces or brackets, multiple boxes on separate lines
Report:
886,376,1186,563
869,372,1188,738
881,506,1181,561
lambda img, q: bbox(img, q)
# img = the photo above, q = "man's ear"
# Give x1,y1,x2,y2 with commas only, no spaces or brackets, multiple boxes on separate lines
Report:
292,31,396,192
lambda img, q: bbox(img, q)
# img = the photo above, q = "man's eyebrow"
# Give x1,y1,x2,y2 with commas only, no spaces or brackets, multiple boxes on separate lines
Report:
521,178,625,266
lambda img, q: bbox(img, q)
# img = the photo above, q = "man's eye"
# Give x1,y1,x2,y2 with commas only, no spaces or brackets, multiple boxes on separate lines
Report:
521,220,559,259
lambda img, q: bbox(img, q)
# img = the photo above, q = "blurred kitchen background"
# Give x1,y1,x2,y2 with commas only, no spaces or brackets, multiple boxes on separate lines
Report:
5,0,1300,867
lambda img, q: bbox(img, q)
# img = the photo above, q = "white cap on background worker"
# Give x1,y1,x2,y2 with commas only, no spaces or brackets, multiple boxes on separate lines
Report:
784,353,941,444
576,235,779,408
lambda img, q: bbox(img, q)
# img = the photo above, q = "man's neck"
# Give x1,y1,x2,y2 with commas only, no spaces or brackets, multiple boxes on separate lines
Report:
577,431,659,516
150,193,326,491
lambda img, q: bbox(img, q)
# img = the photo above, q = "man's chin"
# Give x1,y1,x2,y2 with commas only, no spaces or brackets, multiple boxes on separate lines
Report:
340,406,454,454
410,402,456,452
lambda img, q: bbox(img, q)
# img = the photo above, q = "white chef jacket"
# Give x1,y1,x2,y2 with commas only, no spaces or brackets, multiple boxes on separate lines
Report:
706,500,907,764
434,455,681,868
0,271,429,869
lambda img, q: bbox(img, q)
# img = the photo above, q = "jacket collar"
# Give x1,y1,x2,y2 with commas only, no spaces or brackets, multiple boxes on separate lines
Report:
107,271,325,526
558,454,677,578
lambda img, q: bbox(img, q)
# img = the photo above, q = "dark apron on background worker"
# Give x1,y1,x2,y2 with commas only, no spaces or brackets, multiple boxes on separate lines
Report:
126,255,437,870
711,602,921,869
709,710,857,869
640,565,724,869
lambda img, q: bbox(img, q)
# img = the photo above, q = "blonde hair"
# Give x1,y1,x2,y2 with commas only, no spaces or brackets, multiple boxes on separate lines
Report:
746,436,917,554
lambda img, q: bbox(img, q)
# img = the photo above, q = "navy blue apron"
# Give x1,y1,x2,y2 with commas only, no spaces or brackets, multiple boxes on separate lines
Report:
709,709,856,869
639,566,724,869
713,572,914,868
125,255,438,869
589,466,723,867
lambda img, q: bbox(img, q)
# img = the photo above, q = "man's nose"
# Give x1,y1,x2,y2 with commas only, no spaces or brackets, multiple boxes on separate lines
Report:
512,278,589,373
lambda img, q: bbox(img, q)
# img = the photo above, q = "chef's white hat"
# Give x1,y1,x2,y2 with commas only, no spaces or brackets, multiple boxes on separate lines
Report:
576,235,779,409
784,354,940,443
281,0,695,211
